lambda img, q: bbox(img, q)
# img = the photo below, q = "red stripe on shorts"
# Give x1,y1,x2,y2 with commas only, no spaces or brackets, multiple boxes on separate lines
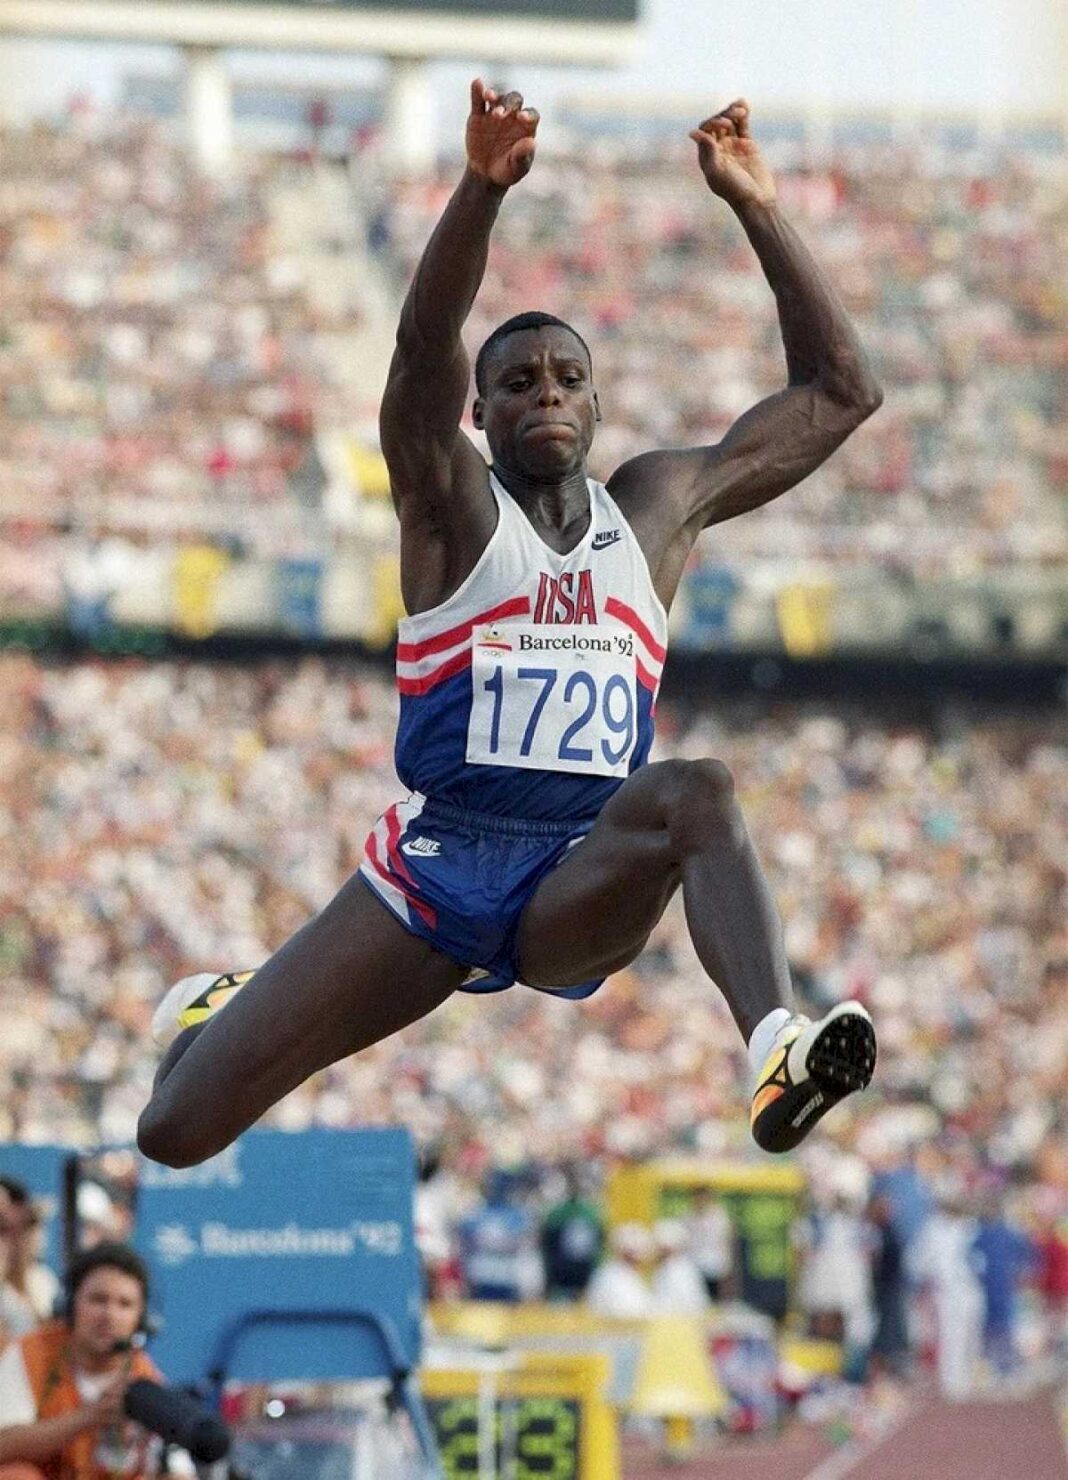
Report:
365,829,437,929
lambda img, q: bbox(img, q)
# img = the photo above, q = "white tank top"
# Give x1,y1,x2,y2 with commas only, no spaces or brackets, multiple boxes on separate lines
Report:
393,471,669,822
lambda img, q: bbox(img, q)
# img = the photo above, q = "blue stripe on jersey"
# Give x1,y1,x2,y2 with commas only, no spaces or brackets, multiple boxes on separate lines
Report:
395,668,657,823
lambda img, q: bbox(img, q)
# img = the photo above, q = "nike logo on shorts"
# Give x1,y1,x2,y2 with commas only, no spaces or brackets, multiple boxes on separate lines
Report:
401,836,441,857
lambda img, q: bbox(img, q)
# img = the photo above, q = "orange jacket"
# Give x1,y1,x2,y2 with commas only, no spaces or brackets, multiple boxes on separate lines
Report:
15,1321,161,1480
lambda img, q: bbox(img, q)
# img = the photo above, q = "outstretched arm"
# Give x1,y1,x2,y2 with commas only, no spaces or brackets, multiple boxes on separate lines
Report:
380,80,539,522
611,100,882,535
710,102,879,406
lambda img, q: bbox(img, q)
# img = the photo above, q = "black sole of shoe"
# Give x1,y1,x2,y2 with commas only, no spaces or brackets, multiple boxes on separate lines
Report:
807,1012,877,1093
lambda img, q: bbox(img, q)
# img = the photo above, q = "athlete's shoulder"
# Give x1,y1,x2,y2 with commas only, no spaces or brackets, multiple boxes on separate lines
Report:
606,448,703,508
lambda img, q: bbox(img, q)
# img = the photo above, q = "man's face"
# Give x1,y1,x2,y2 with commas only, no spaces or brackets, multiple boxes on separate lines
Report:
72,1267,144,1359
473,327,599,480
2,1200,41,1269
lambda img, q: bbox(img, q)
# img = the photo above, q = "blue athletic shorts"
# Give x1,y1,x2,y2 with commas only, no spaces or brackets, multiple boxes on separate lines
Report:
358,792,603,998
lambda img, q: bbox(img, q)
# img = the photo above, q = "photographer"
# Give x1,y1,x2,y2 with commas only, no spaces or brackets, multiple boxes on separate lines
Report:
0,1242,163,1479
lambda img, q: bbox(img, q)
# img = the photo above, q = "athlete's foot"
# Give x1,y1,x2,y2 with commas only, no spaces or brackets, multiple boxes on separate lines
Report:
151,970,257,1049
750,1001,876,1153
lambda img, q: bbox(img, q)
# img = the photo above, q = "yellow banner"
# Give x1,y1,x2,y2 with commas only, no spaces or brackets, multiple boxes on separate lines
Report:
173,545,230,639
776,581,834,657
365,552,405,649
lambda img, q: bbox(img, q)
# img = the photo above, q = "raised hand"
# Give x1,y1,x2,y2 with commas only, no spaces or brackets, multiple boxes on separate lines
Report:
466,78,539,190
690,100,776,209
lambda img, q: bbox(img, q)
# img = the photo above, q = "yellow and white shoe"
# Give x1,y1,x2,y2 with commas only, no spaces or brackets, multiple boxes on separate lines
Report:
750,1001,876,1153
151,970,257,1049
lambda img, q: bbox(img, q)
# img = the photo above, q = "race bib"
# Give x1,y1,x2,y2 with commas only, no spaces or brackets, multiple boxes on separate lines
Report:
467,621,638,777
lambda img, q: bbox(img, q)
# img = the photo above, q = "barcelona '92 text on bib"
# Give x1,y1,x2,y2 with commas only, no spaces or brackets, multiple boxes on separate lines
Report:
467,621,638,777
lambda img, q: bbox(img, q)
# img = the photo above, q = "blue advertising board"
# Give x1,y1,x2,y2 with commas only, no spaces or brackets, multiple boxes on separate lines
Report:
0,1142,70,1279
276,557,323,640
135,1128,422,1386
679,562,740,649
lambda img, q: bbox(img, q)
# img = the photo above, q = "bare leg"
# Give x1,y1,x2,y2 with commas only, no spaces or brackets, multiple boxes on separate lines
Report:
517,758,792,1039
137,876,467,1168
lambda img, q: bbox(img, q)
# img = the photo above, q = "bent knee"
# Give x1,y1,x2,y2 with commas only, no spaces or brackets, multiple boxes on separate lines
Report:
658,756,735,810
655,757,738,848
137,1100,222,1170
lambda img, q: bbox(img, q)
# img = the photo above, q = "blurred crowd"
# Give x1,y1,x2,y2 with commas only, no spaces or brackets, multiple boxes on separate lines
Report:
2,106,1066,607
1,651,1064,1380
0,108,353,613
418,1161,1068,1401
2,104,1066,1388
336,128,1068,575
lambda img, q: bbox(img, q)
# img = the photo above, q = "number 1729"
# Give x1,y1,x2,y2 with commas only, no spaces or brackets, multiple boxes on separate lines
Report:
482,665,635,767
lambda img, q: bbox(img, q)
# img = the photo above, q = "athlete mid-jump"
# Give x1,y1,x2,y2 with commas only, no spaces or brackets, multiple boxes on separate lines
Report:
138,83,882,1169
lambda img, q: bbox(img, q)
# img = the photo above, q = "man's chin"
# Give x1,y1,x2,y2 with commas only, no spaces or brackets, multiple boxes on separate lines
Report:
515,445,584,480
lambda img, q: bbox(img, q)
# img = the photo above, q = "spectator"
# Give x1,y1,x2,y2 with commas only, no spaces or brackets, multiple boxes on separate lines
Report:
871,1149,934,1252
457,1171,540,1303
649,1219,711,1316
972,1191,1036,1382
414,1143,466,1302
539,1166,605,1303
0,1242,162,1478
795,1192,873,1365
910,1193,983,1399
1033,1202,1068,1363
688,1189,735,1302
866,1193,910,1380
0,1193,35,1349
0,1181,57,1328
585,1224,654,1319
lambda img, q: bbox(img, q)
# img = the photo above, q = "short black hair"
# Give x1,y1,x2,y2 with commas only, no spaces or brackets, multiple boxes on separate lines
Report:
475,311,592,395
67,1241,150,1308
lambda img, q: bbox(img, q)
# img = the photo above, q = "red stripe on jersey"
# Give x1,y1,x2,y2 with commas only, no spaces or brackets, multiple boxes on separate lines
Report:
396,596,531,662
365,829,437,928
396,647,472,697
636,657,659,693
604,596,667,664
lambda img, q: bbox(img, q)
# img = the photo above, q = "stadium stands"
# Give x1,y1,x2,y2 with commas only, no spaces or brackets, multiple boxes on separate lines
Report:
2,654,1062,1217
352,129,1068,574
2,108,1066,585
2,102,1064,1385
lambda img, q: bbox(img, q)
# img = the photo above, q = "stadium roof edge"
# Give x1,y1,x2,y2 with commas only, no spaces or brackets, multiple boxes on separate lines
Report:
0,0,639,64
